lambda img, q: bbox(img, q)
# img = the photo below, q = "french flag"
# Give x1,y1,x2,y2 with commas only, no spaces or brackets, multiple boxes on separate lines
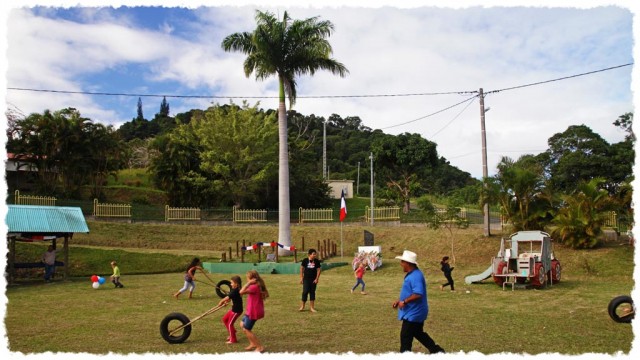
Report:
339,189,347,222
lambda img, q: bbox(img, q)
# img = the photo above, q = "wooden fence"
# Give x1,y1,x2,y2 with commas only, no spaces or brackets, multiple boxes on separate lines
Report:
93,199,131,218
364,206,401,222
299,207,333,223
165,205,201,221
14,190,56,206
233,206,267,223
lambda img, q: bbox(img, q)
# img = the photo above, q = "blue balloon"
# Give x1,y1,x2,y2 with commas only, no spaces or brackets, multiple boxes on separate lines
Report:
98,277,106,284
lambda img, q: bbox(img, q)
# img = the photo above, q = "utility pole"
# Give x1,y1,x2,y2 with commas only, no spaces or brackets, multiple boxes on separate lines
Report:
323,120,327,179
369,152,374,226
479,88,491,237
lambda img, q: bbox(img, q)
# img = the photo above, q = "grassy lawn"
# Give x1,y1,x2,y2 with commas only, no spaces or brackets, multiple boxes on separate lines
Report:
4,222,635,355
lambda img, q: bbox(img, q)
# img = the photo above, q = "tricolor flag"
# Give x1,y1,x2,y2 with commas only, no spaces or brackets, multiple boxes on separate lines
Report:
340,189,347,222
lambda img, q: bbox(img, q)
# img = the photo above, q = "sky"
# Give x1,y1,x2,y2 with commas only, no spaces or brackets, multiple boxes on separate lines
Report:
1,0,636,180
1,1,639,360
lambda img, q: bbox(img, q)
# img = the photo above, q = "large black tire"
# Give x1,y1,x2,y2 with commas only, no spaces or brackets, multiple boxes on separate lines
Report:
160,312,192,344
216,280,231,298
608,295,634,323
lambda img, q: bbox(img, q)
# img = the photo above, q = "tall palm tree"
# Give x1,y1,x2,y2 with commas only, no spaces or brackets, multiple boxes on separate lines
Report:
222,10,348,251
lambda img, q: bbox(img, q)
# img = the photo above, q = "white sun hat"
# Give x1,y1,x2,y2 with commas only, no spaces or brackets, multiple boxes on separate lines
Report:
395,250,419,265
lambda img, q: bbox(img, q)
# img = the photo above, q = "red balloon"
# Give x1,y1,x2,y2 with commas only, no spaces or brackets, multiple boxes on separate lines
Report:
270,242,276,248
91,275,98,282
290,246,296,252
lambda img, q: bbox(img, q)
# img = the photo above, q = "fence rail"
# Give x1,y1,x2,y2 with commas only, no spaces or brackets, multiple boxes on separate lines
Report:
364,206,401,222
14,190,56,206
435,207,467,219
165,205,201,221
603,211,618,229
93,199,132,218
299,207,333,223
233,206,267,223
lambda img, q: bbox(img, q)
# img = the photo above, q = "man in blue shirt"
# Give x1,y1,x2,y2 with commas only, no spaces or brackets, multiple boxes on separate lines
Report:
392,250,445,353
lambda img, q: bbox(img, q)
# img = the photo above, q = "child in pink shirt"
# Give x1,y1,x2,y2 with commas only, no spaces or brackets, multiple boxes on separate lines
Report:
239,270,269,353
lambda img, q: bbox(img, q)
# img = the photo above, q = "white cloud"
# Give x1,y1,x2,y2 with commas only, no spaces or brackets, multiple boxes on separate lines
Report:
3,3,635,179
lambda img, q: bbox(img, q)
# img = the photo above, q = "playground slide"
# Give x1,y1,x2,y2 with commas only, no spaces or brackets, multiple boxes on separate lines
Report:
464,265,493,284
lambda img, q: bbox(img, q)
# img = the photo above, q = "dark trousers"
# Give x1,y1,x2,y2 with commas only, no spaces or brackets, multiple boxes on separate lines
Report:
301,278,317,301
443,274,455,290
400,320,444,353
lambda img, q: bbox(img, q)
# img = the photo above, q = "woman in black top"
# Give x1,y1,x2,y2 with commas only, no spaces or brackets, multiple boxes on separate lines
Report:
299,249,321,312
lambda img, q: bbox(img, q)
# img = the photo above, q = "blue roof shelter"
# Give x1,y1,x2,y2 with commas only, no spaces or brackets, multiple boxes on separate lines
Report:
6,205,89,283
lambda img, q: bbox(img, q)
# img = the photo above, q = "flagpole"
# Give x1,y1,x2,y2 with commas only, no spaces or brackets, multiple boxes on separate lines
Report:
340,222,343,258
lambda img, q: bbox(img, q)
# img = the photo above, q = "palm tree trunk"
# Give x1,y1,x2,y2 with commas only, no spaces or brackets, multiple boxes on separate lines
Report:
277,77,291,254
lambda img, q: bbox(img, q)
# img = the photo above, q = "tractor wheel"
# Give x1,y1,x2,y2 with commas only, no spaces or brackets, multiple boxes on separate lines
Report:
493,261,508,286
160,312,192,344
530,263,546,287
216,280,232,298
551,260,561,283
608,295,634,323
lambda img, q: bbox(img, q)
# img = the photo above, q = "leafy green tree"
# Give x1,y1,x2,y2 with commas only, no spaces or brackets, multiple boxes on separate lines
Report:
222,10,348,248
372,132,438,213
7,108,124,198
484,155,550,231
196,103,278,208
149,115,210,207
544,125,612,193
552,178,614,249
613,112,634,142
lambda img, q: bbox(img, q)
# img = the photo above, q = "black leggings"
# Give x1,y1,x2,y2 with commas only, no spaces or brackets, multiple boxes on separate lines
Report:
443,274,454,290
301,279,317,301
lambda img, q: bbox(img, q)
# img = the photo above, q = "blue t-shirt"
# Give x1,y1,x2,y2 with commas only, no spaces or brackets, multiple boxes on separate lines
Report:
397,268,429,322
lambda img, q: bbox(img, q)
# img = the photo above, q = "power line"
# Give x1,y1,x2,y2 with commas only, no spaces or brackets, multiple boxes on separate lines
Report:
427,95,477,139
6,87,478,99
486,63,633,95
381,95,478,130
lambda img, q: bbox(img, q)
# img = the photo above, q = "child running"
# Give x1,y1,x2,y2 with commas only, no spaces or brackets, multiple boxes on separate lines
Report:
439,256,455,291
217,275,243,344
173,257,203,299
239,270,269,353
110,260,124,288
351,262,367,294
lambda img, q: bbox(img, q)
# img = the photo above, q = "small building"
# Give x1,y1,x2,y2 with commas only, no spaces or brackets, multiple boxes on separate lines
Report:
5,205,90,283
326,179,354,199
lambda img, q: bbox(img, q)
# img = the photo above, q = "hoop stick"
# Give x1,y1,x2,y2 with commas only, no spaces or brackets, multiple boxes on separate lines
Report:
168,303,228,336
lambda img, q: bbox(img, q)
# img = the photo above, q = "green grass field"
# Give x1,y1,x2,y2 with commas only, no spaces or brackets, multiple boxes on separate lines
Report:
4,222,635,355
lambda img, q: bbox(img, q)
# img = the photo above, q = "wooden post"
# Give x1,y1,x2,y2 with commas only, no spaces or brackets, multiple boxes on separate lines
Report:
317,240,321,260
236,241,239,257
274,244,279,263
228,247,232,261
221,252,227,262
323,239,327,258
241,240,245,263
302,236,305,251
258,243,262,263
63,235,69,281
294,249,298,263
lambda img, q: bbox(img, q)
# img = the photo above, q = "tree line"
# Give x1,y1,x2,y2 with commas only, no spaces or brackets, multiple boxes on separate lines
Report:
5,100,633,248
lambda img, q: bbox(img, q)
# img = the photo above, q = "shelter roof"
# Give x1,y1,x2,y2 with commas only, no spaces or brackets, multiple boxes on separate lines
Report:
6,205,90,235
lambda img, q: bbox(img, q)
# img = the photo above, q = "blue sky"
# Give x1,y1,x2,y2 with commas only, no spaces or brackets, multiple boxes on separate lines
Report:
1,1,637,180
